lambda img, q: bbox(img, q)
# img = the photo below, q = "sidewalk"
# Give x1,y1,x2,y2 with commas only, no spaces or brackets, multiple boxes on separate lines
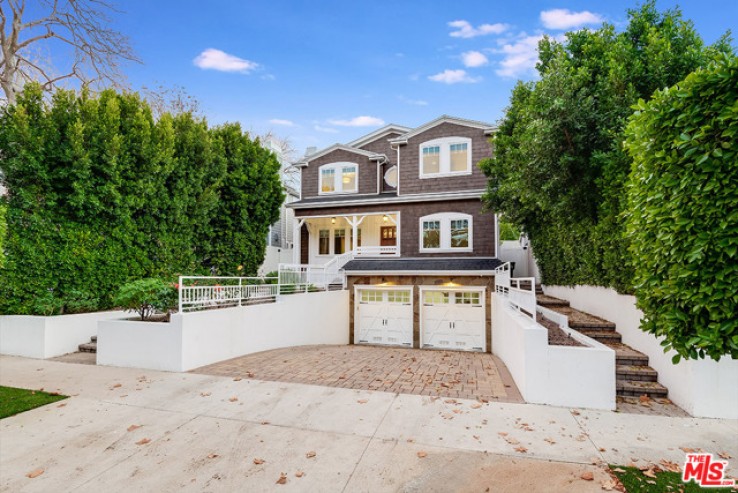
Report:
1,355,736,492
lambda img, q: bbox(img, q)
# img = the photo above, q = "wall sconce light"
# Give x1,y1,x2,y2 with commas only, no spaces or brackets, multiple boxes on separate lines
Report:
331,217,336,224
382,214,389,222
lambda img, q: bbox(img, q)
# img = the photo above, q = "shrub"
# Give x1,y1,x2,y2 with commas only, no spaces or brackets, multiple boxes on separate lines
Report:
31,289,98,316
624,54,738,361
113,278,177,321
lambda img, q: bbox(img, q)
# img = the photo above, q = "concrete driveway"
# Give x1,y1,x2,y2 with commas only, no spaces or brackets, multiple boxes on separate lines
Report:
1,355,737,492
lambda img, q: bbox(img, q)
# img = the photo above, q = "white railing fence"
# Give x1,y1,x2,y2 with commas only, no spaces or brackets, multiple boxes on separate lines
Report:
178,276,279,313
494,262,537,321
354,245,399,256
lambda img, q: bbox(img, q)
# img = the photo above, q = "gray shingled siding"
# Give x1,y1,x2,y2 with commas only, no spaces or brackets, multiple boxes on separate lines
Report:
301,149,375,199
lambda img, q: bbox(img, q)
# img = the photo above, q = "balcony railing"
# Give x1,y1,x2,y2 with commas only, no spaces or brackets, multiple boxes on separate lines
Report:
354,245,399,256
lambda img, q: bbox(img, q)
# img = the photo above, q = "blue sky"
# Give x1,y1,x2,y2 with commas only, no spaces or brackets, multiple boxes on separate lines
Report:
28,1,738,156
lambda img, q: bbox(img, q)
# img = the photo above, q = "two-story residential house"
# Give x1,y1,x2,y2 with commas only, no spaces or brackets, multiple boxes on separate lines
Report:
287,116,501,353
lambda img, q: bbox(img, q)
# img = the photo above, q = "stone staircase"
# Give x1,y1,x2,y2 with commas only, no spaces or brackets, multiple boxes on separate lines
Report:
537,292,669,399
78,335,97,353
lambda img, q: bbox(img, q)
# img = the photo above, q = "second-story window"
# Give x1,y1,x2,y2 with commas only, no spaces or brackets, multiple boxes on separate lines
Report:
419,213,473,252
319,163,358,194
419,137,472,178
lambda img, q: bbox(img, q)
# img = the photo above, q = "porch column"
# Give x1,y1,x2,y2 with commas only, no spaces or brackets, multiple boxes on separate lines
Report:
352,215,358,253
293,218,305,264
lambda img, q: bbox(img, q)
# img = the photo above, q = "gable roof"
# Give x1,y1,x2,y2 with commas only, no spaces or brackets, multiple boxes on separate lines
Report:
347,124,412,149
294,144,386,168
389,115,496,144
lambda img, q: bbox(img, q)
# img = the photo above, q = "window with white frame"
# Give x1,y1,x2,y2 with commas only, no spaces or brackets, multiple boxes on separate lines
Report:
419,213,473,252
319,162,358,194
419,137,472,177
319,229,330,255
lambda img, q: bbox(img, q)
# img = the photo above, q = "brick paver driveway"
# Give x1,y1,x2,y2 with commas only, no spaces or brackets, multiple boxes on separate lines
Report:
194,345,523,403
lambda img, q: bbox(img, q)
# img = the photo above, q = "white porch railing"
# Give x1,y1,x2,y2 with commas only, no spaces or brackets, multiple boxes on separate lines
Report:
354,245,399,256
178,276,279,313
494,262,537,321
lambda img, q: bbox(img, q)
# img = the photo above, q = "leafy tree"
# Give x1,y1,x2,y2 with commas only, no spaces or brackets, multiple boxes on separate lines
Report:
0,201,6,267
481,1,733,293
624,55,738,361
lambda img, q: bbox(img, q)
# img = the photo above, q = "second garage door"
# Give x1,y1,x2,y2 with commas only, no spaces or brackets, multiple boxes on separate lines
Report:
421,288,486,352
355,287,413,347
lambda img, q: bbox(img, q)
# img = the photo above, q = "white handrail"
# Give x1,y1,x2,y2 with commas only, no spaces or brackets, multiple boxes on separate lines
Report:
494,262,537,321
178,276,278,313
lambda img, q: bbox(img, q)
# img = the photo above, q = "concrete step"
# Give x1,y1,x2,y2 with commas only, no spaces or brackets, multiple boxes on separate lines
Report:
617,379,668,398
616,364,658,382
577,329,622,343
78,342,97,353
568,319,617,330
91,335,97,343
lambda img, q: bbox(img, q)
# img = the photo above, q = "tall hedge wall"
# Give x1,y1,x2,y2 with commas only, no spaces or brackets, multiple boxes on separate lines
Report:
624,55,738,361
0,85,283,315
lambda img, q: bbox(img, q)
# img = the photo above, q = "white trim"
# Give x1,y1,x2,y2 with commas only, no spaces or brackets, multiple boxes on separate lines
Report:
347,270,496,276
301,211,401,259
347,125,412,148
289,190,484,209
318,162,359,196
389,115,496,144
300,143,380,163
418,137,473,178
419,212,473,253
419,285,486,352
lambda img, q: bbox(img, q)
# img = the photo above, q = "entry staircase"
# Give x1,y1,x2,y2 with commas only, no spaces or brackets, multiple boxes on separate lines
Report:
537,292,670,399
278,251,352,290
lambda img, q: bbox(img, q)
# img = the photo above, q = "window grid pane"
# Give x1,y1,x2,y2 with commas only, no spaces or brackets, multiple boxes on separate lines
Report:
423,291,449,305
387,290,410,304
455,291,481,305
422,220,441,249
422,146,440,174
450,219,469,248
450,143,468,172
342,166,357,192
319,229,330,255
321,169,335,192
334,228,346,254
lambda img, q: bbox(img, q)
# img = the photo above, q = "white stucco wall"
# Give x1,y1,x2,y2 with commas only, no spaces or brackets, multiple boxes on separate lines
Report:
0,311,126,359
544,285,738,419
97,290,350,372
492,295,615,410
259,246,294,275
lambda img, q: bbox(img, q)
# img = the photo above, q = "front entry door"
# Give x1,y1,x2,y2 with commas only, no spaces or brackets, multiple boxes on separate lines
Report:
380,226,397,246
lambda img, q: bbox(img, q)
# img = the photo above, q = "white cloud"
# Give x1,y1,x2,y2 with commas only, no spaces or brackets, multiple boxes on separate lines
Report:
269,119,294,127
448,20,509,38
327,116,385,127
461,50,489,68
494,35,545,78
314,125,339,133
540,9,603,30
428,69,481,84
398,96,428,106
193,48,259,73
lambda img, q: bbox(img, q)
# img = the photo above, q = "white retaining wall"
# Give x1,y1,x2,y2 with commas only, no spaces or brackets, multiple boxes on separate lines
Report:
545,285,738,419
98,290,349,372
258,246,294,276
0,311,126,359
492,294,615,410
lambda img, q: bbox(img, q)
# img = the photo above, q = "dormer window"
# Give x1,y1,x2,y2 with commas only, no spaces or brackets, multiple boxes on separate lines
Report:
419,137,472,178
319,162,358,194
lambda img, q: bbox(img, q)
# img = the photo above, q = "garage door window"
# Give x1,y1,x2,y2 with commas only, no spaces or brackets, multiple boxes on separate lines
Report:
360,290,383,303
455,291,481,305
387,290,411,304
423,291,449,305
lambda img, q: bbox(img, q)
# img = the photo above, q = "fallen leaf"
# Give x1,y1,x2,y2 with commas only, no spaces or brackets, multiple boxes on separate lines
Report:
56,403,66,408
514,446,528,453
26,468,44,479
127,424,142,432
233,377,242,382
580,471,594,481
600,478,618,490
207,453,219,459
599,447,606,452
612,468,626,473
136,438,151,446
718,451,732,460
357,399,368,404
571,410,581,416
660,459,681,473
306,451,316,459
111,383,122,389
470,403,482,409
643,468,657,479
406,438,415,443
544,437,556,445
295,471,304,478
417,451,427,458
497,432,508,437
261,421,270,425
276,473,287,485
679,447,695,453
200,392,211,397
229,396,238,402
253,458,265,465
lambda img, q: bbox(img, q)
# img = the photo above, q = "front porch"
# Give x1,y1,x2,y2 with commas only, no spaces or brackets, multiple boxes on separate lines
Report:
293,212,400,265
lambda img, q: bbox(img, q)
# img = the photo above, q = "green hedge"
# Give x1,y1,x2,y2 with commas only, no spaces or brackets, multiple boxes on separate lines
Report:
0,85,283,315
624,55,738,361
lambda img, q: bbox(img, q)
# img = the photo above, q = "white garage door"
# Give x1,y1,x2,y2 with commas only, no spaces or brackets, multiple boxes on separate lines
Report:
355,288,413,347
421,288,486,352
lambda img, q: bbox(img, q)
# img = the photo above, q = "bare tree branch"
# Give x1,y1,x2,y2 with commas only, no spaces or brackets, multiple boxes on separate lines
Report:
0,0,140,105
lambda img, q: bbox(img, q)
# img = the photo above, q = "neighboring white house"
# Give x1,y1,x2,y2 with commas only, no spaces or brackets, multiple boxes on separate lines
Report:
259,139,300,275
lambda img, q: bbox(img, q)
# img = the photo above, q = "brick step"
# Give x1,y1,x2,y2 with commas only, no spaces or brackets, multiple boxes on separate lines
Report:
577,329,622,343
616,364,658,382
78,342,97,353
617,379,668,398
610,342,649,366
91,335,97,343
536,295,570,307
568,320,617,330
